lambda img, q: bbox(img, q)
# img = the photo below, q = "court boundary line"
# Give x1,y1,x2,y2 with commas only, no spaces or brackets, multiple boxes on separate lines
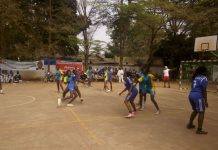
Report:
0,95,36,109
65,108,104,146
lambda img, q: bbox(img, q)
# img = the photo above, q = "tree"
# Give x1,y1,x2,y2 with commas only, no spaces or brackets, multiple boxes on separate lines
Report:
0,0,22,59
0,0,81,60
107,0,133,67
155,0,218,67
73,0,110,70
108,0,167,67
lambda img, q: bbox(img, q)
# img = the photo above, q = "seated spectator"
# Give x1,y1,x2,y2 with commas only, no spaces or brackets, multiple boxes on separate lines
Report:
8,70,14,83
14,71,22,83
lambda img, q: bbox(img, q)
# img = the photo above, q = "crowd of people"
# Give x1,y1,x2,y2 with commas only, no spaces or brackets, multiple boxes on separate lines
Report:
0,69,22,94
0,69,22,84
54,65,209,135
0,64,209,135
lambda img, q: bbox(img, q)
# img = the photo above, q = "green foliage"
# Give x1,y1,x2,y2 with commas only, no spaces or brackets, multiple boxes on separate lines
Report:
108,0,218,68
0,0,80,60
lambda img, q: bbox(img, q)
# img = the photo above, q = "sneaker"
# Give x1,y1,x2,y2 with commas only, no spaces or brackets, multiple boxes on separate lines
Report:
138,107,144,111
196,130,208,135
132,111,136,116
186,124,195,129
57,98,62,106
106,90,111,93
155,110,160,115
125,113,133,118
67,103,74,107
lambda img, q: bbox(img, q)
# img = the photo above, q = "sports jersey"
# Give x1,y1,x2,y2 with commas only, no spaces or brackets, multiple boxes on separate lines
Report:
124,77,138,93
137,72,144,90
86,69,93,79
189,75,208,112
55,70,61,80
163,69,170,77
108,70,112,81
148,73,155,90
74,69,80,81
190,75,208,94
67,75,76,91
104,70,109,81
140,74,156,95
124,77,138,101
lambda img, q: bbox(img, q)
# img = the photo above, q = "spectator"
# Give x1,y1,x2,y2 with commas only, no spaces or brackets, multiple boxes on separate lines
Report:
117,67,124,83
163,66,176,88
8,70,14,83
14,71,22,83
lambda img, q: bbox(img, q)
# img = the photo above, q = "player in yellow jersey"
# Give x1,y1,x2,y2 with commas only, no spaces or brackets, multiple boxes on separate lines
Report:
139,68,160,115
104,67,110,92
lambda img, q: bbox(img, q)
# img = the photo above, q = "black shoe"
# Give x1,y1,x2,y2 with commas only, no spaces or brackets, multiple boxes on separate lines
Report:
186,124,195,129
196,130,208,135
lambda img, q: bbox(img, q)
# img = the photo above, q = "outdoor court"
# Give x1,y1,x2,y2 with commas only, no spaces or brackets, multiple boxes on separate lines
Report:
0,81,217,150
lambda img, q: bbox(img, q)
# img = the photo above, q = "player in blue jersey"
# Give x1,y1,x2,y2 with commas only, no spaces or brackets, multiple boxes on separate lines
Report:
187,66,208,134
73,68,83,102
58,70,78,107
119,72,138,118
108,67,113,91
135,67,145,110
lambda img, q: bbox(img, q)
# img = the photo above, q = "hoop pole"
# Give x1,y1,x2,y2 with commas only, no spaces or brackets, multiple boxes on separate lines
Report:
179,64,182,90
216,76,218,95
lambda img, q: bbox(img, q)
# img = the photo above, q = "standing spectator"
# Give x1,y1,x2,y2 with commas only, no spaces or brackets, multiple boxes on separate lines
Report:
8,70,14,83
163,66,176,88
117,67,124,83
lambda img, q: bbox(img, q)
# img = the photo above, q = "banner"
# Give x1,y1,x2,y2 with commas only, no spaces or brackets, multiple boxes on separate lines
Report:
0,59,45,80
56,60,83,75
0,59,44,71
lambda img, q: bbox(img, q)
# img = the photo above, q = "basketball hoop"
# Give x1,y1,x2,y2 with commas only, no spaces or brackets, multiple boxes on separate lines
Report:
201,43,209,52
194,35,217,52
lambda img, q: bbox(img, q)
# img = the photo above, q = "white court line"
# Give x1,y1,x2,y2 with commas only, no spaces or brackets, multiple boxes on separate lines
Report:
0,95,36,109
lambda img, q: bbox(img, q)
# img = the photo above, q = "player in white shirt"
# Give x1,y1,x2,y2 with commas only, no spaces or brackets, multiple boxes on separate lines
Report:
163,66,176,88
117,68,124,83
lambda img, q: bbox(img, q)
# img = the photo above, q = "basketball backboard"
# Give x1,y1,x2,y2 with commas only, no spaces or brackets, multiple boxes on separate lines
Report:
194,35,217,52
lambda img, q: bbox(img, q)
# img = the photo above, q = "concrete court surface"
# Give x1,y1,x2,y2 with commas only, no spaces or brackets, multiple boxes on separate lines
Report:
0,81,217,150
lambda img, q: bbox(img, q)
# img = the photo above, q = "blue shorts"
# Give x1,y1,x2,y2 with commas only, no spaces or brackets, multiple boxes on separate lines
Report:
142,88,155,96
108,77,112,81
67,86,75,92
189,92,205,112
127,88,138,101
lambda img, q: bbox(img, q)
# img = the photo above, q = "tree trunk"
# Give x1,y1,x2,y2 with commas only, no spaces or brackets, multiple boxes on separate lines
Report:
83,29,89,71
146,29,156,68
